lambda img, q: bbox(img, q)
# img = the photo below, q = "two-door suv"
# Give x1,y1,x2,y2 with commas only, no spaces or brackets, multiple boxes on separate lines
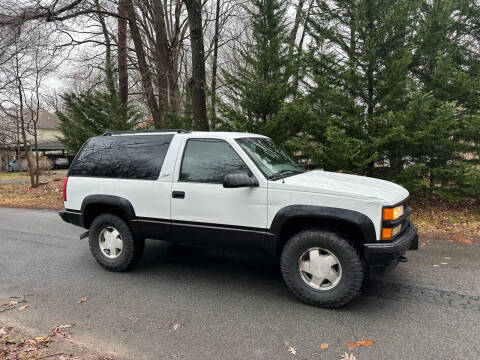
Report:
59,130,418,307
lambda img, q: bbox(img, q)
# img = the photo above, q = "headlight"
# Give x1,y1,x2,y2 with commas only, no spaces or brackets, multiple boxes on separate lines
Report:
383,205,404,221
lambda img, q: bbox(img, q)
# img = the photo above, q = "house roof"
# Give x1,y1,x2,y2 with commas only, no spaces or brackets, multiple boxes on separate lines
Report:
37,111,60,130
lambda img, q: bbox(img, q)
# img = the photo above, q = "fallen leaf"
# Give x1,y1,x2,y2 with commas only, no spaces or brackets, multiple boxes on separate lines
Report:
444,257,451,260
346,338,374,349
320,343,328,349
454,237,473,245
78,298,87,304
341,353,356,360
57,324,74,329
283,341,296,355
433,264,439,267
51,324,75,338
24,336,51,345
456,246,464,249
18,304,29,310
7,300,18,307
173,323,180,331
440,262,448,265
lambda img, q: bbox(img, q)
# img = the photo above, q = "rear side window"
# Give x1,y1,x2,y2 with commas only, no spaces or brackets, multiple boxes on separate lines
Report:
69,135,173,180
179,139,250,183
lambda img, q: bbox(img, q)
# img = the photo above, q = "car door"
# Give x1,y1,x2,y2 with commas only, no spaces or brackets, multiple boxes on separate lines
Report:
170,137,268,250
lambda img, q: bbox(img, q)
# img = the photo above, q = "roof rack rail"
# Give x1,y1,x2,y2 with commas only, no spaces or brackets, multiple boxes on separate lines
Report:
102,129,189,136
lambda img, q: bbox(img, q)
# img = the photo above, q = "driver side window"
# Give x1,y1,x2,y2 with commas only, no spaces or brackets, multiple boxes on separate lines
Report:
179,139,250,183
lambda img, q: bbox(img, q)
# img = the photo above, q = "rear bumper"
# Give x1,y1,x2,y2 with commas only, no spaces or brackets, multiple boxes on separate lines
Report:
364,220,418,268
59,209,84,228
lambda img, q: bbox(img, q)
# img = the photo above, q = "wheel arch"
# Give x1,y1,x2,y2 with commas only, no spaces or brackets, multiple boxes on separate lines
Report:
268,205,376,255
81,195,136,229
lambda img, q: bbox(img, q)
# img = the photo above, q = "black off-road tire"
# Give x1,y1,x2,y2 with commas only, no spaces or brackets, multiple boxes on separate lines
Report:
89,213,145,272
280,228,365,308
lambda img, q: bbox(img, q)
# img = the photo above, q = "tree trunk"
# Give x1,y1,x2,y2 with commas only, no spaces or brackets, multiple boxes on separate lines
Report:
125,0,163,128
288,0,305,56
152,1,172,114
17,78,35,187
118,0,128,103
15,113,21,173
184,0,209,131
210,0,221,128
34,120,39,186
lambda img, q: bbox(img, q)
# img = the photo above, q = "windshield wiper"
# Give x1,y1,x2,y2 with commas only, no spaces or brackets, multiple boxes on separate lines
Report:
268,169,304,181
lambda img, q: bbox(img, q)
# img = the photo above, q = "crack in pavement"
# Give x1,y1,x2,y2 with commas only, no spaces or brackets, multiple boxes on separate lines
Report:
363,280,480,311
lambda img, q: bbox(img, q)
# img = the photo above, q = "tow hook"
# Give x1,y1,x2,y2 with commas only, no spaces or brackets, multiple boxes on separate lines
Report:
399,254,408,263
80,231,90,240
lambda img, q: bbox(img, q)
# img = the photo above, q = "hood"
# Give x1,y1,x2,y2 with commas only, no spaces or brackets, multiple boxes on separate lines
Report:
269,170,409,205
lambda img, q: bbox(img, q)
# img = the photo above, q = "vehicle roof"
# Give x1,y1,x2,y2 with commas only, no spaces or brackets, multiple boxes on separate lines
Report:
109,130,268,139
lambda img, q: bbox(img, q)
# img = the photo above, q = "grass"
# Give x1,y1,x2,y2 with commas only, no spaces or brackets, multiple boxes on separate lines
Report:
0,169,67,181
0,172,29,180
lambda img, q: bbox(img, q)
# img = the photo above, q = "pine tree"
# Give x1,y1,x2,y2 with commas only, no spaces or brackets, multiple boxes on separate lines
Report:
296,0,416,175
299,0,480,198
217,0,292,141
56,65,141,153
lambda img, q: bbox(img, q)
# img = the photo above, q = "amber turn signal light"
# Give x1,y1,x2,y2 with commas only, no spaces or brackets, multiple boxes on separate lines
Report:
383,205,404,221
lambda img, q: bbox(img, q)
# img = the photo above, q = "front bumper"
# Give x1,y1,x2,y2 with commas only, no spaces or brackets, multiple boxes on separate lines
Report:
364,220,418,268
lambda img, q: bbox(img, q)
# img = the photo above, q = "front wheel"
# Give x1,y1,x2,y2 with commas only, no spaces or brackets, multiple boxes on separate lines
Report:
280,229,365,308
89,213,145,272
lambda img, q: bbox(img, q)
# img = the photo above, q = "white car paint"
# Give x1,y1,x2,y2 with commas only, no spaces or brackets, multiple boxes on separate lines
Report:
65,131,409,241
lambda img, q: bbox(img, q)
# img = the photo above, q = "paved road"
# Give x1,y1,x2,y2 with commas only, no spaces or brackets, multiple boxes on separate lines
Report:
0,207,479,360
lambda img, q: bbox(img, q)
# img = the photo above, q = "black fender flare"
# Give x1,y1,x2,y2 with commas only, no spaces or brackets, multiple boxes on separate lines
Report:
81,194,136,227
267,205,377,253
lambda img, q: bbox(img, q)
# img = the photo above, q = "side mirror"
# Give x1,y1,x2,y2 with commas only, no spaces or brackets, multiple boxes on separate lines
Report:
223,172,259,188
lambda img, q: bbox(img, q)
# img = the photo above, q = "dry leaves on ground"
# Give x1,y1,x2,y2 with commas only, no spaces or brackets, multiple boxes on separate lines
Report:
78,298,87,304
320,342,329,349
0,296,29,313
173,323,180,331
283,341,297,355
0,327,51,360
0,179,64,210
346,338,375,350
51,324,75,338
410,197,480,242
341,353,356,360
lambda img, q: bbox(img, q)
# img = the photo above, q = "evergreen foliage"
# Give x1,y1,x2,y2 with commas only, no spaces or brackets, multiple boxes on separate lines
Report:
57,65,141,153
217,0,293,142
219,0,480,199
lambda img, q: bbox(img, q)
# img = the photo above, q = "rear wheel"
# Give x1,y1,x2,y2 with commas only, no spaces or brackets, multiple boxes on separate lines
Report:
280,229,365,308
89,213,144,271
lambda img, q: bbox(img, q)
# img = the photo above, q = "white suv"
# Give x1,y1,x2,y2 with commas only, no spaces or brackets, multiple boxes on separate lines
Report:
59,130,418,307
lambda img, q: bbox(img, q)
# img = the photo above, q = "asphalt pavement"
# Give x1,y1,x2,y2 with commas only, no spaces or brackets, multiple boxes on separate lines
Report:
0,207,479,359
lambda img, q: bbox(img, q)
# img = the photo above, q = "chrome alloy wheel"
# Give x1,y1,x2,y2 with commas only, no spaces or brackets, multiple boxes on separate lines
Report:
98,227,123,259
298,247,342,290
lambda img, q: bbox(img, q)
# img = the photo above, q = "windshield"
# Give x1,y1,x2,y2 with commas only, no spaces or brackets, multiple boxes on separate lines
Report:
236,137,304,180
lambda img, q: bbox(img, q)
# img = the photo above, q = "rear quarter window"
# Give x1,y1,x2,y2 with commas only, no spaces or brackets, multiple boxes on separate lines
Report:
68,135,173,180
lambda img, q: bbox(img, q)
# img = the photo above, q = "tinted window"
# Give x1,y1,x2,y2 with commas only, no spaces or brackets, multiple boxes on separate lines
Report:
69,135,173,180
180,139,250,183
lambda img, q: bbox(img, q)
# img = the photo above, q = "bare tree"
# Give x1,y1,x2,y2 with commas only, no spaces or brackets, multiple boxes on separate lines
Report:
117,0,128,103
0,20,59,187
184,0,208,130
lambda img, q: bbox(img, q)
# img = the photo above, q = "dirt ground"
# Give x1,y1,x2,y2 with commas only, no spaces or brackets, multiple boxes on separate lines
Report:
0,319,115,360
